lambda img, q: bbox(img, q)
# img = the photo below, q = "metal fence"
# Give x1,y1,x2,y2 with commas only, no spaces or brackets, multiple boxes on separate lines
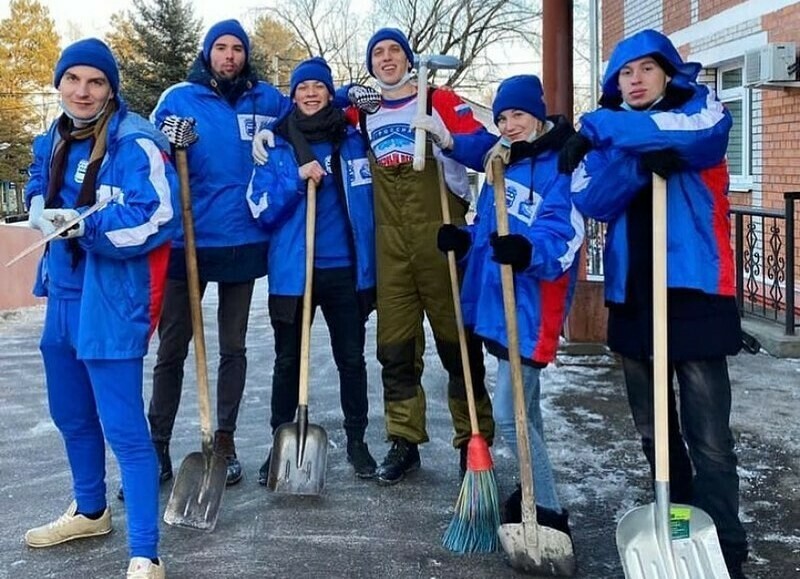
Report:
731,192,799,335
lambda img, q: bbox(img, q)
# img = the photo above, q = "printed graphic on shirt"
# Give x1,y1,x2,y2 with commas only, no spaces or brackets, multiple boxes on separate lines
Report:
370,123,415,167
505,178,542,227
74,159,89,184
348,157,372,187
237,114,277,140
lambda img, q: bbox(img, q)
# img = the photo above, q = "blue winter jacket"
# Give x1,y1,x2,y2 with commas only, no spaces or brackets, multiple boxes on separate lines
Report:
449,118,584,364
151,58,291,250
25,100,179,359
570,29,735,304
246,127,375,297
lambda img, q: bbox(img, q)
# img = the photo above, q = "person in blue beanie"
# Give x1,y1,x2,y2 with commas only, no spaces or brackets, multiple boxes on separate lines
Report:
440,74,583,543
23,37,178,579
247,57,378,481
144,19,293,493
560,29,749,579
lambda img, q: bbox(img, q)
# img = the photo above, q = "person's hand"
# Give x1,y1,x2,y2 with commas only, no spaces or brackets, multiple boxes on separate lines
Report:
483,137,511,184
640,149,683,178
490,233,532,272
159,116,198,148
410,114,453,150
558,133,592,174
298,160,326,185
40,208,84,239
347,84,381,114
252,128,276,166
437,224,471,259
27,195,56,236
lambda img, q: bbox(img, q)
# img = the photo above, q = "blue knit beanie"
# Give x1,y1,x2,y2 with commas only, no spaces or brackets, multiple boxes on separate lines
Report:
54,38,120,94
492,75,547,124
203,19,250,63
290,57,335,98
366,28,414,77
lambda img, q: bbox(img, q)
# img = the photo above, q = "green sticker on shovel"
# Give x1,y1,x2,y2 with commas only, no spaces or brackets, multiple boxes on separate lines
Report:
670,506,691,540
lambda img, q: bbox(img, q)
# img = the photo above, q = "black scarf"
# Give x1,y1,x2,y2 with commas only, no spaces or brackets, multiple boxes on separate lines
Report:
276,106,347,166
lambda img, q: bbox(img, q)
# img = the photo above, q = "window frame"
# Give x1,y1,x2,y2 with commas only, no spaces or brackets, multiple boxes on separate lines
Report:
716,61,753,191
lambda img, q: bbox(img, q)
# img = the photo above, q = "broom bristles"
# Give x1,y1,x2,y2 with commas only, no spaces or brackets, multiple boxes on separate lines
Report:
442,467,501,553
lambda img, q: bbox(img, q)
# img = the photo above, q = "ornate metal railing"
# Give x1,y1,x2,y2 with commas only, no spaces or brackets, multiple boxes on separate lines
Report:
731,192,799,335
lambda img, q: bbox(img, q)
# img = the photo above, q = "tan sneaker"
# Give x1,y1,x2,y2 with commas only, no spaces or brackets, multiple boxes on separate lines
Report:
127,557,165,579
24,500,112,548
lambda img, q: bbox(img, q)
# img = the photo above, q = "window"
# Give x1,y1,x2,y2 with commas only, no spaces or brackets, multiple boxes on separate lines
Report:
716,63,752,189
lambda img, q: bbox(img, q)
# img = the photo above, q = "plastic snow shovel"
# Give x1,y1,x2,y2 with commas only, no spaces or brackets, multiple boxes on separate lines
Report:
266,180,328,495
163,147,227,532
492,159,576,576
616,174,730,579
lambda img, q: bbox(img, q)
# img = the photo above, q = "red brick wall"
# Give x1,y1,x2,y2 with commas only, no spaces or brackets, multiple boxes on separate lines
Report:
603,0,624,61
699,0,747,21
663,0,691,34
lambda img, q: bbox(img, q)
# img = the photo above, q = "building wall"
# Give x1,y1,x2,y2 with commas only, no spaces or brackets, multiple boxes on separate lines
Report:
0,224,44,311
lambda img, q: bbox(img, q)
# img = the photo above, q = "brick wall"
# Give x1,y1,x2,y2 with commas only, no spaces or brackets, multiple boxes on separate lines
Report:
699,0,747,21
664,0,691,34
603,0,625,60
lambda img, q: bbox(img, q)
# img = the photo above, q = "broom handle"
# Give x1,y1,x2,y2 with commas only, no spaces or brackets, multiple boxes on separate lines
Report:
298,180,317,408
492,158,538,530
437,163,480,435
177,149,212,455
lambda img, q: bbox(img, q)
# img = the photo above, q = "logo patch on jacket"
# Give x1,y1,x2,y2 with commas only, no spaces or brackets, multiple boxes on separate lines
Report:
74,159,89,184
237,114,277,140
505,178,541,227
348,158,372,187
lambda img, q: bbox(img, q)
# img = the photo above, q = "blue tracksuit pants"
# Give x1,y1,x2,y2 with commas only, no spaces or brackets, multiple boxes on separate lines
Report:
39,297,159,559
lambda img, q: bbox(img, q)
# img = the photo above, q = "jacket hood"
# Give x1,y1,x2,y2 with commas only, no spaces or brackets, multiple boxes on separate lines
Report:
601,29,701,103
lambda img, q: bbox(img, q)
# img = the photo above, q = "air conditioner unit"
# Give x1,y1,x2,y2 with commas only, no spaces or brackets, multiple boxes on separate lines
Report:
744,42,796,86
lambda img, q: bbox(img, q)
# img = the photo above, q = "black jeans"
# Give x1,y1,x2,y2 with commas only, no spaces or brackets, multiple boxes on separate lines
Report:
622,356,748,563
269,267,368,440
148,277,255,440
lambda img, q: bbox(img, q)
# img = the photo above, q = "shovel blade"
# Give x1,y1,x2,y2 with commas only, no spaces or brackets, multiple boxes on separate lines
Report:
163,451,227,532
617,503,730,579
498,521,577,576
267,421,328,495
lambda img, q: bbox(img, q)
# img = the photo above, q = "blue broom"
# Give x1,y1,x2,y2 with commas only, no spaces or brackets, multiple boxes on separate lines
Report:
436,163,501,553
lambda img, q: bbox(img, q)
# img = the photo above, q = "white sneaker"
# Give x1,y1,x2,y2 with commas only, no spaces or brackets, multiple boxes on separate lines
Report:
25,500,112,548
127,557,165,579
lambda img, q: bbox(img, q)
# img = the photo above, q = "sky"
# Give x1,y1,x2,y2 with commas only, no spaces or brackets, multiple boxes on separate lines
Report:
0,0,268,42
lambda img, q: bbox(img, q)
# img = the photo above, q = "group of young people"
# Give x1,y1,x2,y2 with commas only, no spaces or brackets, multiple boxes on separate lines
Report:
21,17,749,579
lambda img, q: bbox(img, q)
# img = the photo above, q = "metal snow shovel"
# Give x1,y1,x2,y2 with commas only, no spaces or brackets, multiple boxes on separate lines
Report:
616,174,730,579
412,54,461,171
266,180,328,495
492,159,576,576
163,141,227,532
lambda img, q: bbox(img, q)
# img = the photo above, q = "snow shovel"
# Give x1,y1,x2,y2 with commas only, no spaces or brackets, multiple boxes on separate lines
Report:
163,145,227,532
616,174,730,578
266,180,328,495
492,159,576,576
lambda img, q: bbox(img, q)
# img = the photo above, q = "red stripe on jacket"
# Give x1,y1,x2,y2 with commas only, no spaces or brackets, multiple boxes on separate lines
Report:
531,274,571,363
147,242,171,338
700,162,735,296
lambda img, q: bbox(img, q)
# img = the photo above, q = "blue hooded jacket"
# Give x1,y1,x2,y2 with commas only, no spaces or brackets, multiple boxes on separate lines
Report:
571,29,735,304
26,99,179,359
246,127,376,298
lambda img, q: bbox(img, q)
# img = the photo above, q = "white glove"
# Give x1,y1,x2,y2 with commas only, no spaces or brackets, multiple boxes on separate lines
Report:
410,114,453,150
252,128,276,166
40,208,84,239
27,195,56,236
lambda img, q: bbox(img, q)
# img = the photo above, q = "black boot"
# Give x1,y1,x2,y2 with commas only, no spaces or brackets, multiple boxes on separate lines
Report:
257,449,272,486
214,430,243,486
501,485,572,538
375,439,420,485
117,441,172,501
347,439,377,479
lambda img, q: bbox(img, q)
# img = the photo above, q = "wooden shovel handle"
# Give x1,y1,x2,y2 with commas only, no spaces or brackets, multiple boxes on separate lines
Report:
298,180,317,407
492,158,538,530
437,163,480,435
176,149,212,452
652,174,669,484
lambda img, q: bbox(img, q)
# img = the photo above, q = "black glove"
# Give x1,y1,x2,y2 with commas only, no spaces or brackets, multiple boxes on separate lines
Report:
490,233,532,272
437,224,471,260
558,133,592,174
640,149,683,178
